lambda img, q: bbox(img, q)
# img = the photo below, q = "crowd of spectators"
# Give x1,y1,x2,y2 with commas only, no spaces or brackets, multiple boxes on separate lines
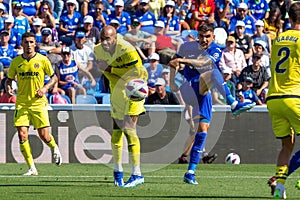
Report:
0,0,293,105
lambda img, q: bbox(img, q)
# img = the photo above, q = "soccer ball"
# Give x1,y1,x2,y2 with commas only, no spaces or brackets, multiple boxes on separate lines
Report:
295,180,300,189
225,153,241,164
125,79,148,101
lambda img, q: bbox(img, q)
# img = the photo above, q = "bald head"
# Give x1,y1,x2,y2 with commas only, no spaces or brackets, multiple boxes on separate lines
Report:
101,25,117,38
100,25,117,52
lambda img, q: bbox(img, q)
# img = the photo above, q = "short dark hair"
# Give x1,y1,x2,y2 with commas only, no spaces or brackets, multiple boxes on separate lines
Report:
198,23,214,32
289,2,300,24
252,53,262,59
22,32,36,41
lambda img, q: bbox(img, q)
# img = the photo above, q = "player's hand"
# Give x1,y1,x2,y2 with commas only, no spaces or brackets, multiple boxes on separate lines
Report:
91,79,97,87
36,87,47,98
169,59,180,70
7,89,14,97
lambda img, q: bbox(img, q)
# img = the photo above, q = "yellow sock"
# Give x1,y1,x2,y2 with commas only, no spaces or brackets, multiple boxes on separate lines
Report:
46,134,57,150
124,128,140,167
276,166,288,184
111,129,124,169
20,140,34,168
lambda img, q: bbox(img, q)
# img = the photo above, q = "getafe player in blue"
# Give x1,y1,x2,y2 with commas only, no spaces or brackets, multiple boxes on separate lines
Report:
169,23,256,185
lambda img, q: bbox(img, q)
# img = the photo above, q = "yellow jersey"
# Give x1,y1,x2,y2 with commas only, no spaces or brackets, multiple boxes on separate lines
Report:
94,35,148,89
268,30,300,98
8,53,54,106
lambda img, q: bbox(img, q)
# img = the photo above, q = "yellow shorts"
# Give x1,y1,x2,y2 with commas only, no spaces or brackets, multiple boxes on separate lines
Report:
110,88,145,120
14,104,50,129
267,98,300,138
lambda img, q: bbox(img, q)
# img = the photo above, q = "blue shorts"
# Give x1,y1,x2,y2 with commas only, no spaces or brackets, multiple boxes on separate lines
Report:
180,78,212,123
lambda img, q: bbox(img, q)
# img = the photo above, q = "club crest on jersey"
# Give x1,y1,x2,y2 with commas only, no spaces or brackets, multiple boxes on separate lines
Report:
34,63,40,69
116,57,122,62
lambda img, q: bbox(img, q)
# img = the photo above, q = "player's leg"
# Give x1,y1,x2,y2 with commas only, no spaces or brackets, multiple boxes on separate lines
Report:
123,115,144,188
201,69,255,115
184,119,209,185
183,93,212,185
111,119,125,187
14,108,38,175
32,108,62,166
18,126,38,176
37,127,62,166
267,98,300,199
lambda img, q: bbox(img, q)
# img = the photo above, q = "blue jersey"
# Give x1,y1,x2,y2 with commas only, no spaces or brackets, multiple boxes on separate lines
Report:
248,0,269,20
9,28,22,48
109,11,131,34
0,16,4,31
13,16,31,36
0,44,18,67
35,33,42,43
177,41,222,82
239,89,259,103
135,10,156,34
88,12,109,31
60,11,82,33
158,15,180,33
229,15,256,35
178,42,222,121
56,59,79,90
14,0,38,16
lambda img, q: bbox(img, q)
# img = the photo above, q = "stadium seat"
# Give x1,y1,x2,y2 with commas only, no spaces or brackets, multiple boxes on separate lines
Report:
75,94,98,104
181,30,198,40
101,93,111,104
48,94,71,104
214,27,228,48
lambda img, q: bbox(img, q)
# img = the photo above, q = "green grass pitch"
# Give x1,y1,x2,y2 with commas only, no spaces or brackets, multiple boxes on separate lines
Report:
0,163,299,199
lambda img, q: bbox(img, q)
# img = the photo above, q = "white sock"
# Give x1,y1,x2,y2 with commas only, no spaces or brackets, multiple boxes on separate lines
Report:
132,165,141,176
114,163,123,172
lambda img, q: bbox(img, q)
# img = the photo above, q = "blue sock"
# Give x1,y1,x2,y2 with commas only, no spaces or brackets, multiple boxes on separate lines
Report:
211,69,235,105
188,132,207,172
288,149,300,176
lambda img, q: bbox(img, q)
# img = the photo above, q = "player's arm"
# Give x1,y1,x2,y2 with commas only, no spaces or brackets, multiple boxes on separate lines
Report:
5,78,14,97
94,59,124,83
36,74,58,98
77,61,96,87
169,55,213,71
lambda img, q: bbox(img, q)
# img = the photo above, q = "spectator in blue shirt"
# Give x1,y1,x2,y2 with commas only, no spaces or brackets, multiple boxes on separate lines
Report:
248,0,270,21
3,15,22,50
237,76,263,105
88,0,109,31
0,30,18,80
12,3,31,36
0,3,7,31
59,0,82,45
159,0,180,36
109,0,131,35
228,2,256,36
135,0,156,34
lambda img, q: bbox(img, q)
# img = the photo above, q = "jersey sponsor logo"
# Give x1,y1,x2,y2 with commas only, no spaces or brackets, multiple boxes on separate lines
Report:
19,71,39,77
17,64,23,68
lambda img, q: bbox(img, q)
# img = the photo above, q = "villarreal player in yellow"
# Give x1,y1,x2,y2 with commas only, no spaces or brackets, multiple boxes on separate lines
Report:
94,26,147,187
5,32,62,176
267,2,300,199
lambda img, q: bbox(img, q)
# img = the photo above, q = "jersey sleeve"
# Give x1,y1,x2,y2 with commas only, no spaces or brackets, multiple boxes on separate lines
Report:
44,57,55,77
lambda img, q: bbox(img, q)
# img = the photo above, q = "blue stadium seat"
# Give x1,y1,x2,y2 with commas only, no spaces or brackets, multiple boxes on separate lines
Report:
101,93,110,104
181,30,198,40
75,94,98,104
